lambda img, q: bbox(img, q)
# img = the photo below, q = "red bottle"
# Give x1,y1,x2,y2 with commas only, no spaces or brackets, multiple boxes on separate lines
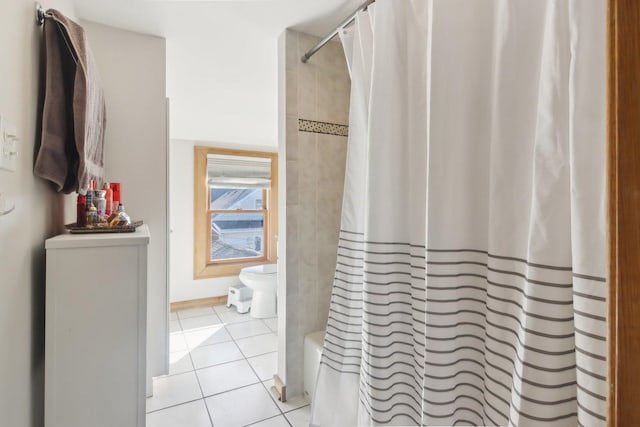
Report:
77,195,87,227
110,182,121,212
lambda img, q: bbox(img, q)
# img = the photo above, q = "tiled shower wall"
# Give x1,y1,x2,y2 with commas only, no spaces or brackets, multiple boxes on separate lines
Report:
279,29,350,397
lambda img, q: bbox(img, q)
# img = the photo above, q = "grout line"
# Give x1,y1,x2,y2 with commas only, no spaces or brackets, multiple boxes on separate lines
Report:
193,355,250,372
235,343,279,360
201,380,263,400
226,322,272,381
224,315,285,422
252,375,286,418
244,413,290,427
284,403,310,414
191,357,246,372
245,349,278,361
228,329,275,342
282,410,294,427
190,349,214,426
146,396,206,415
154,304,281,426
191,349,277,373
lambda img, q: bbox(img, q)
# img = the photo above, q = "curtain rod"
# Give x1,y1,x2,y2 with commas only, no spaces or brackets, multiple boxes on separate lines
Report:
301,0,375,63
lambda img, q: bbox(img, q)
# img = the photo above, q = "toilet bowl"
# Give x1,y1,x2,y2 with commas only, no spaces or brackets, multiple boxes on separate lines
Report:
238,264,277,318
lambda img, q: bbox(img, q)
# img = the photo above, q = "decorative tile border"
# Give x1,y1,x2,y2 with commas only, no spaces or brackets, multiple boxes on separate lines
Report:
298,119,349,137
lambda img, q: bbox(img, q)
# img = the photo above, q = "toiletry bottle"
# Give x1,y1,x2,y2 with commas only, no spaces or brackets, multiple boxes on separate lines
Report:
77,195,87,227
94,190,107,221
109,203,131,226
86,203,98,225
85,190,93,215
103,182,113,216
110,182,121,213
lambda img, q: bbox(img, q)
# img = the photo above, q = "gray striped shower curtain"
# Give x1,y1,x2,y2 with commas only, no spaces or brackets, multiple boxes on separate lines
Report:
310,0,607,426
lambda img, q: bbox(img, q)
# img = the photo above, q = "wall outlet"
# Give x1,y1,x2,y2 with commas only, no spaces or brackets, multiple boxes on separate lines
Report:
0,116,18,172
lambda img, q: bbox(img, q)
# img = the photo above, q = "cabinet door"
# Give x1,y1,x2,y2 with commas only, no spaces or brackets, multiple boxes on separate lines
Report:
45,244,146,427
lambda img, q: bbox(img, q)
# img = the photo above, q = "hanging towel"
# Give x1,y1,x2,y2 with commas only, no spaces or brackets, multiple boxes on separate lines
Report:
35,9,106,194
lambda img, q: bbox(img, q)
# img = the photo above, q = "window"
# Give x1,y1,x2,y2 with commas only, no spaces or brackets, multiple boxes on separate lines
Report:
209,188,265,262
194,147,278,279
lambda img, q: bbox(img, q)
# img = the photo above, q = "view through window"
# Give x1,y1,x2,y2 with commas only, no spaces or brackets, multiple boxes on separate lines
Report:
209,188,266,262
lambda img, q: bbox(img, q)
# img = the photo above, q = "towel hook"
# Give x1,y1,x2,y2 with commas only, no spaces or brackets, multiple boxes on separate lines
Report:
36,2,50,26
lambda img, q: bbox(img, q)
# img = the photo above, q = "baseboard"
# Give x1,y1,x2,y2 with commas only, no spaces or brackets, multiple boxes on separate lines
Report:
271,374,286,402
170,296,228,312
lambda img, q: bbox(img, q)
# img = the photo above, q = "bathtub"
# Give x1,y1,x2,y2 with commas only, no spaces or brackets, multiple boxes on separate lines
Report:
303,330,326,401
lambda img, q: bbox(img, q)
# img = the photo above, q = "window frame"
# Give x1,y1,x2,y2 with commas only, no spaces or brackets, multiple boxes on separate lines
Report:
194,146,278,279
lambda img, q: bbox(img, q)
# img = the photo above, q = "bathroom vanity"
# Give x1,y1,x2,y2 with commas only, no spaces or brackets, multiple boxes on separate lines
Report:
44,226,149,427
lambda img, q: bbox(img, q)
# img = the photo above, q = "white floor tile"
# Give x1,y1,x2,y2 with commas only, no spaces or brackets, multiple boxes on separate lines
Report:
169,351,194,376
212,303,234,314
263,380,310,413
170,311,178,321
180,313,222,331
146,399,212,427
177,306,215,320
248,414,291,427
196,359,260,397
226,319,271,340
214,304,254,324
190,341,244,370
146,371,203,413
236,333,278,358
285,405,311,427
204,383,280,427
170,319,181,333
248,352,278,381
218,311,251,324
170,332,188,353
262,317,278,333
184,325,232,349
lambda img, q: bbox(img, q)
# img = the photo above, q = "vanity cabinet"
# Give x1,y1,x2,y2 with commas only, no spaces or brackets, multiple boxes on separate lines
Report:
44,225,150,427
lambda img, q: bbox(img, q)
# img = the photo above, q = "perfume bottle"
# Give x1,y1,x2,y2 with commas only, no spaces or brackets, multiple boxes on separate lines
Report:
109,203,131,226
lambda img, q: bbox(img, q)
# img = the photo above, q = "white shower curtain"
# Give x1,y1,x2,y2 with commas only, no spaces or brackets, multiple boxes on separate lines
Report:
311,0,607,426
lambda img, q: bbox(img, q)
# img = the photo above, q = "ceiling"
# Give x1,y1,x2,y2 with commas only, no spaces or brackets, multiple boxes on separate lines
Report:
73,0,362,40
72,0,361,144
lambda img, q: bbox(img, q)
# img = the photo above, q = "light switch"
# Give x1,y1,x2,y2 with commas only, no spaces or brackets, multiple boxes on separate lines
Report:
0,116,18,172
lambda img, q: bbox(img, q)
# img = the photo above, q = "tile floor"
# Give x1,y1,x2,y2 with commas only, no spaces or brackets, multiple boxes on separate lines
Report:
147,303,311,427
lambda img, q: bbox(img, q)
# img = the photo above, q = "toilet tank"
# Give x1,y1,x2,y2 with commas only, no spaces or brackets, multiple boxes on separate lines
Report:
303,330,326,401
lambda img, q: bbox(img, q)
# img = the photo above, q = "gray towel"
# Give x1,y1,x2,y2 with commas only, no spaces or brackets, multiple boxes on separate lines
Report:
35,10,106,194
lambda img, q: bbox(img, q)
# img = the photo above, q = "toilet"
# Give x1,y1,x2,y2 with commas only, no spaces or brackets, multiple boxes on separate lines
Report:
238,263,277,318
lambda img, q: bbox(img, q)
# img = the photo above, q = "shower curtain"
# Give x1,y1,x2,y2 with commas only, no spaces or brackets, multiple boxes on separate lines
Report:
311,0,607,426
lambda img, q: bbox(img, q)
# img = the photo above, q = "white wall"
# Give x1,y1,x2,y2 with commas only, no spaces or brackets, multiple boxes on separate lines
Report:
82,21,169,381
166,34,278,145
0,1,77,425
170,139,276,303
166,27,279,303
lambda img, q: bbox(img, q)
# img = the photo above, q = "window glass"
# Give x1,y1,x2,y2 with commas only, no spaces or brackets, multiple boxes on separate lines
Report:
209,187,265,262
